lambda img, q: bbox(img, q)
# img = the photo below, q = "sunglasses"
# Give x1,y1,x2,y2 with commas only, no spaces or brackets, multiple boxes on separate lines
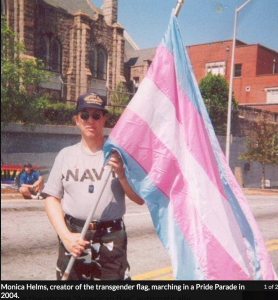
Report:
79,111,102,121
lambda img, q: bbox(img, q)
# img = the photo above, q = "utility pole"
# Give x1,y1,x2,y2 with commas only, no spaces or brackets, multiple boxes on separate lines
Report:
225,0,253,164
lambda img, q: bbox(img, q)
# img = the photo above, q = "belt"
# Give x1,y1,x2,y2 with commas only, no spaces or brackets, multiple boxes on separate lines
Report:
65,214,123,231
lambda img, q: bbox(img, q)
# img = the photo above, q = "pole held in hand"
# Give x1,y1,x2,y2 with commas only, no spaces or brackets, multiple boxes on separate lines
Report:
61,165,113,280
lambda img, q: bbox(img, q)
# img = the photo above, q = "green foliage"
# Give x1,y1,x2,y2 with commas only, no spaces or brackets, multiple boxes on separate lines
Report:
1,17,50,125
43,103,76,125
199,73,238,134
110,81,130,106
106,82,130,128
105,109,123,128
239,114,278,188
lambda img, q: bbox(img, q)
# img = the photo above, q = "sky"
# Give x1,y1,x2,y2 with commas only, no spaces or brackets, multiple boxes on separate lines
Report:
92,0,278,52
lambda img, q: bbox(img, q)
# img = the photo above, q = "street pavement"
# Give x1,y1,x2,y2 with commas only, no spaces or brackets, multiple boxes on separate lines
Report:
1,192,277,280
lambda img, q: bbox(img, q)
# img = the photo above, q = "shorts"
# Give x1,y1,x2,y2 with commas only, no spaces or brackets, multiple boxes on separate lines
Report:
21,187,38,199
56,217,130,281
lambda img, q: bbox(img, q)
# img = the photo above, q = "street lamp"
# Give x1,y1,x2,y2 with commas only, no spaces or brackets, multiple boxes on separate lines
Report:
225,0,253,164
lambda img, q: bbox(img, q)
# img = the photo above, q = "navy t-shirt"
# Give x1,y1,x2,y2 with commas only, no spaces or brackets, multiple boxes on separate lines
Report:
19,170,40,186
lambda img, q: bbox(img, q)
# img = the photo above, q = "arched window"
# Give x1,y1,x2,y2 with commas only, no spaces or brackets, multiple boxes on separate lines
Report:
36,34,61,72
37,35,49,68
89,48,97,78
50,38,61,72
97,48,107,80
89,46,107,80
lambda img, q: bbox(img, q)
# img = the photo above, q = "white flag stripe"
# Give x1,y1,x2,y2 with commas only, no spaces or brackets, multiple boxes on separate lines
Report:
128,78,252,276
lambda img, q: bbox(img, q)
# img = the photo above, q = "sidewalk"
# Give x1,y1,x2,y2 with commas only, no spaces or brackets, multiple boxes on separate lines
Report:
1,188,23,200
243,188,278,196
1,188,44,200
1,187,277,200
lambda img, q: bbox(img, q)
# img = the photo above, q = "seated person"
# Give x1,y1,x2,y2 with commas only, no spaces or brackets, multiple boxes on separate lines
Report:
18,163,44,200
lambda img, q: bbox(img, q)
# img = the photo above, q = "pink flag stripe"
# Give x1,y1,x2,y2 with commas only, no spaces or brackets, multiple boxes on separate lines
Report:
219,151,276,279
127,78,254,276
146,45,182,123
104,13,277,279
111,108,251,280
148,45,273,279
146,45,227,200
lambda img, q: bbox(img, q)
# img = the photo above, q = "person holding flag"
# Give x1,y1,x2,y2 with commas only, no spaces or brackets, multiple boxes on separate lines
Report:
103,11,277,280
45,1,276,280
43,92,143,281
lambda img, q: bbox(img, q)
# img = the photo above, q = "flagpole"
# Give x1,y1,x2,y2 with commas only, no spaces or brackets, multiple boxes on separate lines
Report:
61,166,113,280
174,0,185,17
225,0,253,163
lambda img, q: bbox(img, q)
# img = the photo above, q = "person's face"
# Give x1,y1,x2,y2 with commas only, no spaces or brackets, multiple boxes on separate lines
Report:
75,109,106,139
24,167,32,174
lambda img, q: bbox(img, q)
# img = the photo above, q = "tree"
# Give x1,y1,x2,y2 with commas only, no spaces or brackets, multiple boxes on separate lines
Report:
199,73,238,134
1,17,49,125
106,82,131,127
110,81,130,107
239,113,278,189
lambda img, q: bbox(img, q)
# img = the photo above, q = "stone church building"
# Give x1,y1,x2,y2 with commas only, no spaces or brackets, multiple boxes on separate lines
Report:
2,0,132,103
2,0,277,112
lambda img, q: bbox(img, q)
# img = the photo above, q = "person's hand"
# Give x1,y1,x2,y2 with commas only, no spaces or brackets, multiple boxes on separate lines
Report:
62,232,89,258
107,151,126,179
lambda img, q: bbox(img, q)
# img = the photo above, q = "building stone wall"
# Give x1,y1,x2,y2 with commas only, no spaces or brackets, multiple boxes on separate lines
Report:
256,46,278,75
234,74,278,109
130,65,144,84
1,124,277,188
187,40,237,81
1,124,111,183
187,42,278,109
102,0,117,25
5,0,125,104
125,40,278,111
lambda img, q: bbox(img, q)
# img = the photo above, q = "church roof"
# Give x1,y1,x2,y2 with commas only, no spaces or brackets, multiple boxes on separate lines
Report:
42,0,101,18
124,31,140,51
125,47,156,67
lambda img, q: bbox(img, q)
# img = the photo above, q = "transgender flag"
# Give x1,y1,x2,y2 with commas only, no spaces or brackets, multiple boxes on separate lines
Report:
104,13,276,280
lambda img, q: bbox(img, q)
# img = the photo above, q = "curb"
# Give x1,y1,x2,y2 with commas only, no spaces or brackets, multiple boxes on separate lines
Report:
243,189,278,196
1,191,277,201
1,193,24,200
1,194,47,200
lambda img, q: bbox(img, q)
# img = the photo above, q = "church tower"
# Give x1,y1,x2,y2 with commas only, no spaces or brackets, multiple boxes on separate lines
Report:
102,0,118,25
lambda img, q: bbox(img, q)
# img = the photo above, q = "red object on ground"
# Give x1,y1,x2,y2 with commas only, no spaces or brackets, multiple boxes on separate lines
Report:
1,165,39,171
1,165,42,184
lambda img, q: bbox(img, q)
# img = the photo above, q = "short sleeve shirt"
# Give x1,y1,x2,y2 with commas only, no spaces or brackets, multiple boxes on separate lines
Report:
43,142,125,221
19,170,40,186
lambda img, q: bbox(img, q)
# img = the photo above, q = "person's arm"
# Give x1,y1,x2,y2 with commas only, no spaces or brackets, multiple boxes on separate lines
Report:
45,196,89,257
107,152,144,205
19,172,26,187
32,175,43,189
118,176,144,205
43,149,89,257
20,184,33,188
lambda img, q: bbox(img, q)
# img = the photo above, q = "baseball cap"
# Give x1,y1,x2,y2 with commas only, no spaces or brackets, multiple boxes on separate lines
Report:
76,92,108,114
24,163,32,168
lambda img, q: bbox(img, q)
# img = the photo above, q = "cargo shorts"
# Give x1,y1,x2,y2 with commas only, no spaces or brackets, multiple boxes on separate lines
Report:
56,217,130,281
